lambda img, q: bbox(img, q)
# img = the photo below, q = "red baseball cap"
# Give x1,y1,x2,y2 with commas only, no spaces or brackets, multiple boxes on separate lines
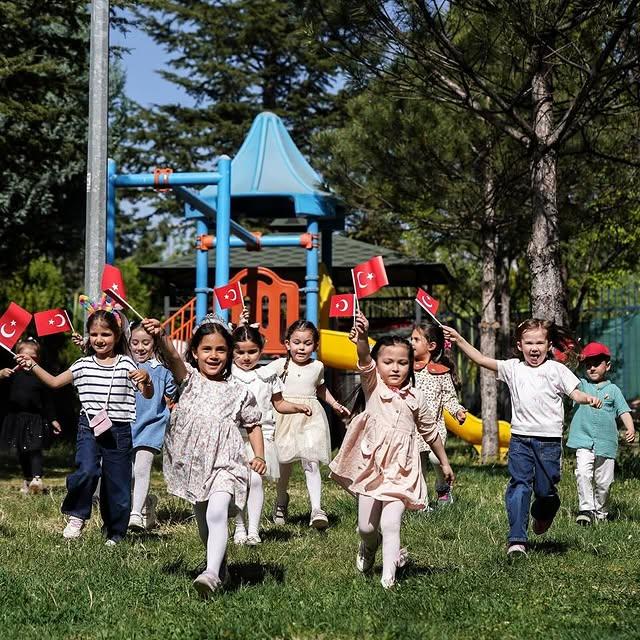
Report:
581,342,611,359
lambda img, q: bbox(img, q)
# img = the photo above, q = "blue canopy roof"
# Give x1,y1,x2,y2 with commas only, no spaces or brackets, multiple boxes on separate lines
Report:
201,112,344,221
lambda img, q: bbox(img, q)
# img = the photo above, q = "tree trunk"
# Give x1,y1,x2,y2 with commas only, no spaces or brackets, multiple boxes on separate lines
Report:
498,256,512,419
480,155,499,463
528,50,567,325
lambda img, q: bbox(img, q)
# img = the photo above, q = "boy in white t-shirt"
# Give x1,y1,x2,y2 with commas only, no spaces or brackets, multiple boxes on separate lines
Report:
443,320,601,557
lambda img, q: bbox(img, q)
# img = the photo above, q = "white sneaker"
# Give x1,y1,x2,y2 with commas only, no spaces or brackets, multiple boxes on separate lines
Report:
246,533,262,546
143,494,158,530
29,476,44,495
62,516,85,539
233,529,248,545
193,571,222,598
272,493,289,525
105,539,118,547
128,512,145,531
381,575,396,589
309,508,329,530
19,480,29,495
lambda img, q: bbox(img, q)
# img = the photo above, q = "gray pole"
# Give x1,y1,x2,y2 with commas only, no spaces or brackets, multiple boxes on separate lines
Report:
84,0,110,301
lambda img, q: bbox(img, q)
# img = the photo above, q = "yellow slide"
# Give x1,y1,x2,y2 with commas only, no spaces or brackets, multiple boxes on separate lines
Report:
444,410,511,459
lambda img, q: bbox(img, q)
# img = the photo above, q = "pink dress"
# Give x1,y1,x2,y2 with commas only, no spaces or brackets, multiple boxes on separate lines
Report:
329,361,438,510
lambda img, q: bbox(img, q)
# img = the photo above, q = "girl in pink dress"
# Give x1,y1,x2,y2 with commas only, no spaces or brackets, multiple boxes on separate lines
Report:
330,311,455,589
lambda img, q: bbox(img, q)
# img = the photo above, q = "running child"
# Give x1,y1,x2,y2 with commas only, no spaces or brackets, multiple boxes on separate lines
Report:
271,319,349,530
411,322,466,505
567,341,635,525
142,314,265,597
331,310,454,588
231,323,311,544
443,319,601,557
0,338,62,494
128,321,177,531
16,304,153,544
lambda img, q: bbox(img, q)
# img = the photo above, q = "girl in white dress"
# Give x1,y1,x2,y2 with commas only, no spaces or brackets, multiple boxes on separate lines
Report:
231,323,310,544
271,320,349,529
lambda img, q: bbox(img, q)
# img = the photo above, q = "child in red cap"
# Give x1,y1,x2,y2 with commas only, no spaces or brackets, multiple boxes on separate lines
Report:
567,342,635,525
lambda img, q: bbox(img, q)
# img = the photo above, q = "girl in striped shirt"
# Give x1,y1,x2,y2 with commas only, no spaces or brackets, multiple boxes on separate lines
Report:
16,307,153,544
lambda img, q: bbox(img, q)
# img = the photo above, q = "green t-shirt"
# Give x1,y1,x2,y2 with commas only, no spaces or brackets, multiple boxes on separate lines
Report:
567,379,630,459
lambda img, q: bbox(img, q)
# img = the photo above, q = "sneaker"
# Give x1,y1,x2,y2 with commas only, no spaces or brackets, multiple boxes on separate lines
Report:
272,493,289,525
576,511,594,526
381,575,396,589
233,529,248,545
531,517,553,535
309,508,329,530
62,516,85,539
356,536,380,573
29,476,44,495
105,539,118,547
246,533,262,546
193,571,222,598
507,543,527,558
19,480,30,495
143,494,159,530
436,487,453,506
128,512,145,531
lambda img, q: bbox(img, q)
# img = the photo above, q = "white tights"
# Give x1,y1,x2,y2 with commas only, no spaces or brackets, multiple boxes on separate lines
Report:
234,470,263,536
277,460,322,511
131,448,155,515
194,492,232,576
358,495,405,583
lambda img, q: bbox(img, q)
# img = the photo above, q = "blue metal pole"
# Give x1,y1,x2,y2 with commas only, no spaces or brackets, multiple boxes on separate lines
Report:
195,216,209,323
214,155,232,320
106,158,116,264
207,235,307,248
113,172,222,188
305,219,319,328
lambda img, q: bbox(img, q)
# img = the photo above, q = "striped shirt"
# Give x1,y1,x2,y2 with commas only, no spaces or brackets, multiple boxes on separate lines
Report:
70,355,138,422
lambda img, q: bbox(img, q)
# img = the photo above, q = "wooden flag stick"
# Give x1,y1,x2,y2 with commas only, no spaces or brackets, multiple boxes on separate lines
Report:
63,309,77,335
417,301,443,327
106,289,145,320
350,269,360,320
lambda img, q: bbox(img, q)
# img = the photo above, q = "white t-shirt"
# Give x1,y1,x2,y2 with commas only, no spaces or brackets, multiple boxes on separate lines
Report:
496,358,579,437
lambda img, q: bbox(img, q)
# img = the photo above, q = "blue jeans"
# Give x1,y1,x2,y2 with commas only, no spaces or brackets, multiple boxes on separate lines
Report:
61,415,133,541
505,435,562,544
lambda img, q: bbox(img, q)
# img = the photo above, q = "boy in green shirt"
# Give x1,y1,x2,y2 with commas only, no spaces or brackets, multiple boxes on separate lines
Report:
567,342,635,525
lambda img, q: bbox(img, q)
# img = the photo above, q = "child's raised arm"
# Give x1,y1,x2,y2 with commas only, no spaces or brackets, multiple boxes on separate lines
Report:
349,310,372,368
442,325,498,372
142,318,188,384
14,353,73,389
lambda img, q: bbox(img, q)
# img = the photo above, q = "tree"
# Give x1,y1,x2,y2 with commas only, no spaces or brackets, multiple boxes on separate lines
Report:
316,0,640,324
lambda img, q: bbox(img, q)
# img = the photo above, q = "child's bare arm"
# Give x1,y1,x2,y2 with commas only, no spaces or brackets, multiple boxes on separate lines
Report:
271,393,312,416
570,388,602,408
317,384,350,416
620,412,636,443
442,326,498,372
142,318,188,384
425,435,455,484
246,425,266,475
14,354,73,389
349,310,372,368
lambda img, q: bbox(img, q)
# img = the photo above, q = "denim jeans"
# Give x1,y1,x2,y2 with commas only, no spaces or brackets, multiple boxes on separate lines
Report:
61,415,133,540
505,434,562,544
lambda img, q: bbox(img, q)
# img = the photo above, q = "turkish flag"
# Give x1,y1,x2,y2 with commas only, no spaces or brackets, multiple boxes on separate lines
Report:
0,303,32,349
416,288,440,316
101,264,127,302
34,308,72,337
352,256,389,299
329,294,356,318
214,281,243,310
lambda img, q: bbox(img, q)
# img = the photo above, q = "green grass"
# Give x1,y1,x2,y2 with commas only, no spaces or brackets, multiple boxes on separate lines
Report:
1,439,640,640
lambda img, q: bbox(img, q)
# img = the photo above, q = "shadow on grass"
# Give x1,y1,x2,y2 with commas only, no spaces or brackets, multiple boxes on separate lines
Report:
287,511,340,529
156,507,195,526
259,528,294,542
0,522,16,538
399,562,460,579
528,540,569,555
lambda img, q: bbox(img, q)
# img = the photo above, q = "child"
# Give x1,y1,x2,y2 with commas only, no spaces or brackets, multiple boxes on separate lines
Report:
128,321,177,531
443,319,601,557
231,323,311,544
411,322,466,505
16,304,153,544
0,338,62,494
330,310,454,588
142,314,265,597
271,319,349,530
567,342,635,525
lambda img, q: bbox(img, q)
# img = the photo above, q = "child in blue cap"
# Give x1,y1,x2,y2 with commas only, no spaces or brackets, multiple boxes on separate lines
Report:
567,342,635,525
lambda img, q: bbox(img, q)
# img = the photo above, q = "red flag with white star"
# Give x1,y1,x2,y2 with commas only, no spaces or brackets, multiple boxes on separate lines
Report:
352,256,389,299
329,294,356,318
214,282,243,310
416,288,440,316
34,308,72,337
0,302,32,349
101,264,127,302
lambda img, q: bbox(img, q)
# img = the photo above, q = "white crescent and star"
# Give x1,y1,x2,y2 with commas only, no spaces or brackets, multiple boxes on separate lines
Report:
419,294,435,309
54,313,66,327
224,289,237,302
336,298,349,312
356,271,371,289
0,323,16,339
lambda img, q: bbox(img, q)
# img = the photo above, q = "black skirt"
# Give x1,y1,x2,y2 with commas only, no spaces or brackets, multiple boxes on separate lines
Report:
0,412,51,452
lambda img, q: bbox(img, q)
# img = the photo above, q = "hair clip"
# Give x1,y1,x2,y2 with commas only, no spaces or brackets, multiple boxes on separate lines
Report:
248,323,261,329
196,313,233,333
79,293,123,326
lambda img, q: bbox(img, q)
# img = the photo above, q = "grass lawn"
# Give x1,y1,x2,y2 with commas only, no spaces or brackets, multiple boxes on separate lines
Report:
1,439,639,640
